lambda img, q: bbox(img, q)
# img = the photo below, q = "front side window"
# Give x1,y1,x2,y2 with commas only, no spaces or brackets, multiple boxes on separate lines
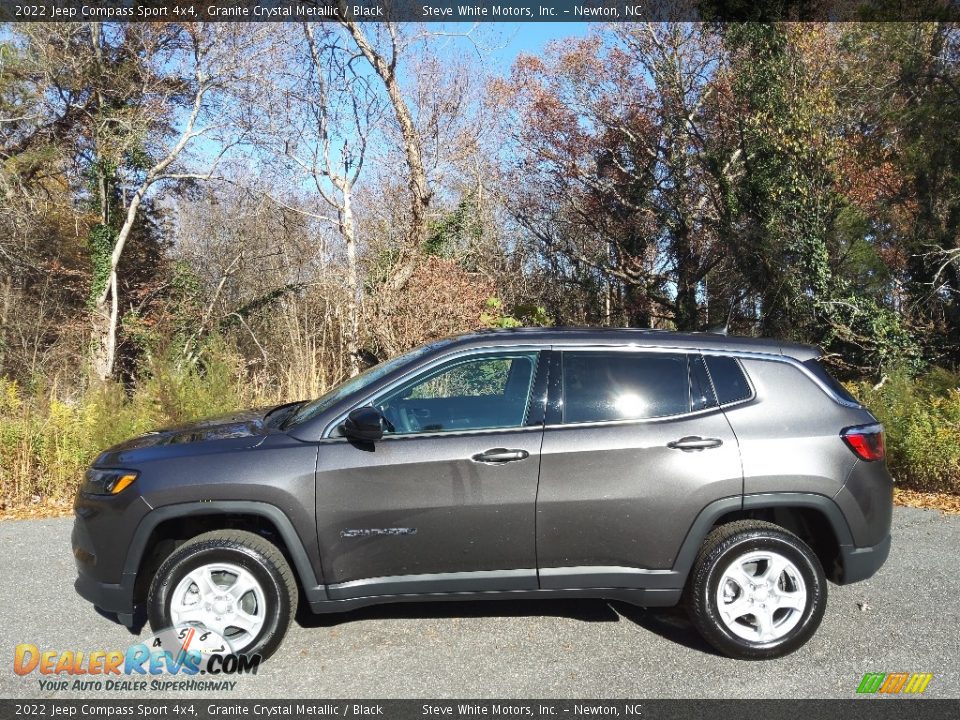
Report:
373,352,539,435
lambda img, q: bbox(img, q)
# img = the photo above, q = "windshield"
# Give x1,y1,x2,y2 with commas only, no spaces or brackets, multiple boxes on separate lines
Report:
283,339,454,429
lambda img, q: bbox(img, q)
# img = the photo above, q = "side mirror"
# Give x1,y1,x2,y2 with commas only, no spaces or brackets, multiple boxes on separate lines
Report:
342,406,386,442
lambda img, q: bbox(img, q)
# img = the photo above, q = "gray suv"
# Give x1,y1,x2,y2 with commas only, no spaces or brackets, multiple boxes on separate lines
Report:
73,329,892,660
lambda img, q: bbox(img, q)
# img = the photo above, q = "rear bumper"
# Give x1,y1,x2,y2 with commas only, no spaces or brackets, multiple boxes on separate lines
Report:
838,533,891,584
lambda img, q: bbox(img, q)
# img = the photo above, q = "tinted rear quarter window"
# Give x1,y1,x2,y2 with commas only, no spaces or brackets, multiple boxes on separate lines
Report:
802,358,860,405
703,355,753,405
561,352,690,423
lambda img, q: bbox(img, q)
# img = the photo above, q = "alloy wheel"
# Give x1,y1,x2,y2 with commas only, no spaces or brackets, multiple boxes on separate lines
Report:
169,562,266,652
714,549,808,643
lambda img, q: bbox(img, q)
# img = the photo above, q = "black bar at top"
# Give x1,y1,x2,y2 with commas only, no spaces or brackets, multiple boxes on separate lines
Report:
0,0,958,23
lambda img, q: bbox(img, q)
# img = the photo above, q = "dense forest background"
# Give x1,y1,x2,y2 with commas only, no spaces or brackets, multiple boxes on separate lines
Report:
1,21,959,511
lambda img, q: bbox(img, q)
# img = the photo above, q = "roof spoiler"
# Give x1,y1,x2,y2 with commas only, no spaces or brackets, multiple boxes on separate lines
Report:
780,342,821,363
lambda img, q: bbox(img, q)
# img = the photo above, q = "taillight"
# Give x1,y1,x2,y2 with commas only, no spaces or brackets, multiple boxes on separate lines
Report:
841,424,885,462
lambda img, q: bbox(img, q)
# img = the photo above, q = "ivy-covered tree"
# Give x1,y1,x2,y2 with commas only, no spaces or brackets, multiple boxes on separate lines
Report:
9,22,259,380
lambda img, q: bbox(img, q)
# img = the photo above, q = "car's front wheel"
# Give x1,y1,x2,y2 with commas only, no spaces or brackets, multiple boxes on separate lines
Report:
147,530,298,660
685,520,826,659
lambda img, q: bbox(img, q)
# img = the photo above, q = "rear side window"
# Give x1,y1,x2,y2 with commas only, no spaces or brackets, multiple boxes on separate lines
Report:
803,358,860,405
703,356,753,405
561,353,690,423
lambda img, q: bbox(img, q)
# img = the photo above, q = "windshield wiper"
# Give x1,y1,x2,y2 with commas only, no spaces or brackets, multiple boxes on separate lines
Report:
265,400,306,429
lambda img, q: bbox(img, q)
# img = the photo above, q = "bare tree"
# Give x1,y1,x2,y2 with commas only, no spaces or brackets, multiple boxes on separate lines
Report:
496,24,740,330
335,10,432,289
243,24,386,377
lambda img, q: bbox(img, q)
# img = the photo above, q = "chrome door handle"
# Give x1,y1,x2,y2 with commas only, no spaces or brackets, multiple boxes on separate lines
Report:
667,436,723,451
472,448,530,464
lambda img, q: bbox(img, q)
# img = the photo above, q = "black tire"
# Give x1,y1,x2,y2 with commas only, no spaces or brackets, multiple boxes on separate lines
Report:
684,520,826,660
147,530,298,661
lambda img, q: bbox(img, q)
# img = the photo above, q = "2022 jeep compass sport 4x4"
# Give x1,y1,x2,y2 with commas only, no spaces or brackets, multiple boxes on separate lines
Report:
73,328,892,660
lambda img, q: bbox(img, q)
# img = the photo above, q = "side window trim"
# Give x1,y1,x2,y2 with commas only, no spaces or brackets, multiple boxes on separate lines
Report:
524,350,551,427
697,351,723,408
688,353,718,412
545,349,563,426
700,351,859,408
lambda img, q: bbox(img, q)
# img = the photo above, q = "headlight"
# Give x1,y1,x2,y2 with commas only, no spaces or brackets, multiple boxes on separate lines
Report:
81,468,139,496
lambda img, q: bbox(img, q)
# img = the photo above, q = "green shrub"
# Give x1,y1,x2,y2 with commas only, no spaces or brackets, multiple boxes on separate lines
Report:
4,355,960,512
0,346,254,511
850,369,960,493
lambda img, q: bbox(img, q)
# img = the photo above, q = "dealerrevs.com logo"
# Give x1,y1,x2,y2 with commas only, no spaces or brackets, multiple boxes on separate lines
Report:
857,672,934,695
13,626,260,692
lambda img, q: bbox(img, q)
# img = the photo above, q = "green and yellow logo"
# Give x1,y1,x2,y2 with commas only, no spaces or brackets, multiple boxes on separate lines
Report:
857,672,933,695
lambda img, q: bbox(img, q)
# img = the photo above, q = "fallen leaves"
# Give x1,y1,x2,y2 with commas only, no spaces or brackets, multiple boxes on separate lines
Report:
894,487,960,515
0,503,73,521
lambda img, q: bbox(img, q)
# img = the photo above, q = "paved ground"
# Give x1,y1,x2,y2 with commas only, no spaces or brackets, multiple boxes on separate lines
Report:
0,506,957,699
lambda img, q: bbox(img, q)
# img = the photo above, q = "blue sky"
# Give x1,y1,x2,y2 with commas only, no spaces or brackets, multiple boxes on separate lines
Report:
169,22,597,191
492,22,591,64
426,21,592,70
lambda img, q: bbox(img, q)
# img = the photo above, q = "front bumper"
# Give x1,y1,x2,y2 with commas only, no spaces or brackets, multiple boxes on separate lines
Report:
72,490,151,626
74,573,136,625
838,534,891,584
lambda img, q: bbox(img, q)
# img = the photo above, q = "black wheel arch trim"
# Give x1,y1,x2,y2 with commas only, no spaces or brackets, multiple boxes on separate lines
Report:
671,492,856,581
122,500,327,604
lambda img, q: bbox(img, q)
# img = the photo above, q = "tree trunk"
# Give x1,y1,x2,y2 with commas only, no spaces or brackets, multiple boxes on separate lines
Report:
90,270,118,380
339,182,361,377
674,230,700,331
624,283,652,328
0,274,10,369
90,184,145,381
88,21,114,382
337,14,431,289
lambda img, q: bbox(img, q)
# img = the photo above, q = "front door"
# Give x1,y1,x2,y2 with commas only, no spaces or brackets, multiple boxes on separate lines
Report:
315,350,546,599
536,349,742,589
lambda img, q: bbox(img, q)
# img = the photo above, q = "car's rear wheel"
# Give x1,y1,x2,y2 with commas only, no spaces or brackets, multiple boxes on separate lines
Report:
147,530,297,660
684,520,826,659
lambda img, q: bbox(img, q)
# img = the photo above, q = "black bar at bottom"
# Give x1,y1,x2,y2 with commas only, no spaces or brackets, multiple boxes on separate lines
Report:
1,700,958,720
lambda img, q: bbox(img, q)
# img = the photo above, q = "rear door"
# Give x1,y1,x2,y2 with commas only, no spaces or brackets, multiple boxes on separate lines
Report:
536,349,743,588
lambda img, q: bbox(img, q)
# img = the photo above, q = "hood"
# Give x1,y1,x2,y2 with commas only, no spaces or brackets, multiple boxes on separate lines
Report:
105,408,274,453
